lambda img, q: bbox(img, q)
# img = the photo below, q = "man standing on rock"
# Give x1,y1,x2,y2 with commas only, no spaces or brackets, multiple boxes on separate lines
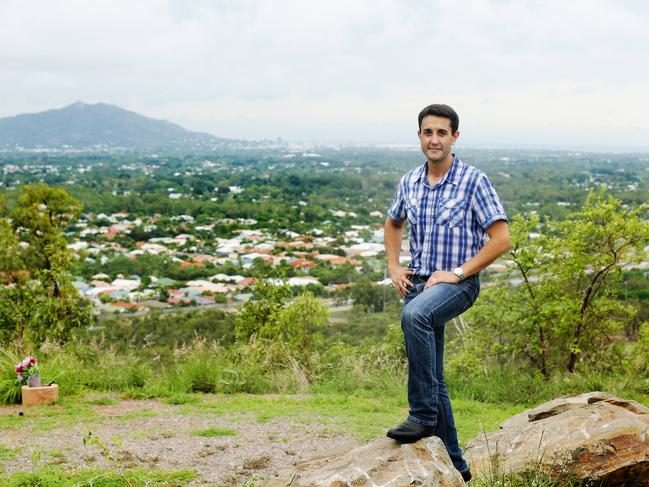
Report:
384,104,510,482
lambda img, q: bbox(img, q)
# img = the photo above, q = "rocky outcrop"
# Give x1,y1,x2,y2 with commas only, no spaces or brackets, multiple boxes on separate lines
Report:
265,436,464,487
465,392,649,486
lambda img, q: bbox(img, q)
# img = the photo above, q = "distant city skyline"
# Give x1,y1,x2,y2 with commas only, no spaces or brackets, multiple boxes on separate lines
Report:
2,0,649,150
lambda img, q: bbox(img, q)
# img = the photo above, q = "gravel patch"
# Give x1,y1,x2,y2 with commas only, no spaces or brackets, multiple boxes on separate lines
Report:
0,396,358,485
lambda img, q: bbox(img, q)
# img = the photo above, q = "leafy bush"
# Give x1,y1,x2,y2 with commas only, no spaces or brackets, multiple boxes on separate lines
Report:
0,349,23,404
82,308,236,362
173,342,221,393
448,193,649,380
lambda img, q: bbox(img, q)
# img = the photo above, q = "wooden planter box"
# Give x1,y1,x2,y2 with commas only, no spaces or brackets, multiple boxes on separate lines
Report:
21,384,59,406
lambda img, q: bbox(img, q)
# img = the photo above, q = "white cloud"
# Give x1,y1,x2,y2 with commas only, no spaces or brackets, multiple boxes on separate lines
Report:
1,0,648,147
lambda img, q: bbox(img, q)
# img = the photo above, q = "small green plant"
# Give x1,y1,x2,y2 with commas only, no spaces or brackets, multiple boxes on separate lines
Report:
219,368,248,392
82,431,132,485
30,448,43,470
191,427,237,437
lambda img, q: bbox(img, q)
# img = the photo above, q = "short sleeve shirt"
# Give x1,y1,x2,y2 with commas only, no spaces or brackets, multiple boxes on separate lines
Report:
387,156,507,276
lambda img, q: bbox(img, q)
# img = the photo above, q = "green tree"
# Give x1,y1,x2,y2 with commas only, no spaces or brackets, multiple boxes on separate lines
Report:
0,184,92,346
506,213,553,377
552,192,648,372
11,183,83,272
459,191,649,377
350,279,396,313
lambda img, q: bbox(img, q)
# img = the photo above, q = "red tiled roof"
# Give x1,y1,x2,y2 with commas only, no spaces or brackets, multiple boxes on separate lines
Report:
111,301,140,310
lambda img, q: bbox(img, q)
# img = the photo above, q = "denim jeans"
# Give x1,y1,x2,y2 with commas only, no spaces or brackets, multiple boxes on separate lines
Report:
402,274,480,474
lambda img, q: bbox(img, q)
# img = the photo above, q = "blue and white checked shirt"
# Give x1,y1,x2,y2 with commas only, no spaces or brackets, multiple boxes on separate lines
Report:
387,156,507,277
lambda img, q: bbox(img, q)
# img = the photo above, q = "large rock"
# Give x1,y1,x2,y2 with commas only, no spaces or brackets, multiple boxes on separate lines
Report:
265,436,464,487
465,392,649,486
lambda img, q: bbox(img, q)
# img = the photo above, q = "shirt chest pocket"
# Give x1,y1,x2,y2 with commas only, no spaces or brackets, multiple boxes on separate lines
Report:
435,197,467,228
406,198,418,225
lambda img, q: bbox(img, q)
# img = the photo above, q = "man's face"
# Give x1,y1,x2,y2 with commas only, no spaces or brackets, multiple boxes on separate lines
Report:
417,115,459,164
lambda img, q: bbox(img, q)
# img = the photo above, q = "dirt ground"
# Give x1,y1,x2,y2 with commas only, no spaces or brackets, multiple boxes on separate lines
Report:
0,396,358,486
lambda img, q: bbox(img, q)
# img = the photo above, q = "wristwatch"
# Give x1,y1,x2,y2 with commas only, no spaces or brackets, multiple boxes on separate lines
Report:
452,267,465,281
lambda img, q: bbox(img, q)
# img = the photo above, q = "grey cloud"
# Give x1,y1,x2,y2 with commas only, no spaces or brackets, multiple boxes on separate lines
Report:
1,0,648,146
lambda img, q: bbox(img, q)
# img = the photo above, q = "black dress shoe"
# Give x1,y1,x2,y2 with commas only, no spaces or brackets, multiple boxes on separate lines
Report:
386,419,436,443
460,468,472,482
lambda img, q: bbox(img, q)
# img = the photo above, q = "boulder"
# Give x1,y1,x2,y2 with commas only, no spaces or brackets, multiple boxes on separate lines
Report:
265,436,464,487
465,392,649,486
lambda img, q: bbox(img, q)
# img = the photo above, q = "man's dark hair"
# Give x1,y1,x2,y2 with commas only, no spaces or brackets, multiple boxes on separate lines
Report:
418,104,459,133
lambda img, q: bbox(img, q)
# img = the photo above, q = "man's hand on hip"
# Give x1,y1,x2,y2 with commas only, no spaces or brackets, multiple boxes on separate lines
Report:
389,266,414,298
424,270,460,289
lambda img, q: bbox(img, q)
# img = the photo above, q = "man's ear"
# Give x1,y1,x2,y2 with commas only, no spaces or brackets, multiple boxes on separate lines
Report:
451,130,460,144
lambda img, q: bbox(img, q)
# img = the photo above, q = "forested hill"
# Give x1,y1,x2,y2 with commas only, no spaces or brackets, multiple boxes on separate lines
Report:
0,102,231,150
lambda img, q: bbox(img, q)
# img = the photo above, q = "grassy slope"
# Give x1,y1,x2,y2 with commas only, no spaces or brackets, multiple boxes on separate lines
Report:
0,391,524,485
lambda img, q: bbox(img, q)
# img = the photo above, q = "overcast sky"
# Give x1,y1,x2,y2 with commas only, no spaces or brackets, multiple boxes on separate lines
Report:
1,0,649,149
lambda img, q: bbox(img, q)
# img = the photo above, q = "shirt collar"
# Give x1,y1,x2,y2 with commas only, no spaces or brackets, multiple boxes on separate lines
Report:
415,155,462,186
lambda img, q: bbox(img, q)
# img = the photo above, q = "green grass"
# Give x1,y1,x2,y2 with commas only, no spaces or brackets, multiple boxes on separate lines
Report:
162,393,199,405
111,409,157,421
453,397,525,443
0,400,99,432
191,426,237,437
0,413,25,430
472,466,580,486
450,365,649,407
0,443,19,460
85,396,118,406
3,466,196,486
180,391,522,443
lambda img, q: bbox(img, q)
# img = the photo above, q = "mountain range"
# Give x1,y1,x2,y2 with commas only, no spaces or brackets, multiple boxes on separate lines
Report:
0,102,231,150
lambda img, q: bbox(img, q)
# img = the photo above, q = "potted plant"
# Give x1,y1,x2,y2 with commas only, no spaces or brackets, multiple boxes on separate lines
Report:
15,355,41,387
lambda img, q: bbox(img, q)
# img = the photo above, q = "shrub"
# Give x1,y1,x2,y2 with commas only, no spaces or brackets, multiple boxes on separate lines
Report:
0,349,23,404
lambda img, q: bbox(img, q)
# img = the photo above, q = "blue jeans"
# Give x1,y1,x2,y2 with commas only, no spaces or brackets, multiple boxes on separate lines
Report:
402,274,480,474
